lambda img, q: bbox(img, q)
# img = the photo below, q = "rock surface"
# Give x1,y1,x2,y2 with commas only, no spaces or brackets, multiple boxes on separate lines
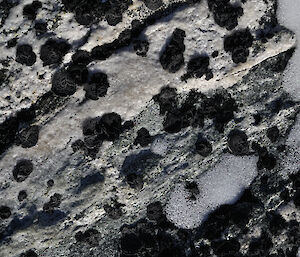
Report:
0,0,299,257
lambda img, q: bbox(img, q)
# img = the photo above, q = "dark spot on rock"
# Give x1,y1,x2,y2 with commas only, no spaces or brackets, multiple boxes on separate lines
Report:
0,0,19,28
160,28,186,73
224,29,253,64
134,127,153,147
0,68,8,87
84,134,102,149
267,211,287,235
0,116,19,155
277,144,286,152
23,1,42,20
47,179,54,187
82,117,100,136
43,193,62,214
20,249,38,257
67,63,88,84
18,190,28,202
266,126,280,142
71,139,85,152
122,120,135,131
205,70,213,80
253,113,262,125
142,0,163,10
181,55,210,81
279,188,290,202
104,199,124,219
16,44,36,66
51,69,77,97
133,39,149,57
227,129,249,155
126,173,144,189
16,125,39,148
34,21,47,36
96,112,122,141
153,86,178,115
121,232,142,254
208,0,243,30
147,201,164,221
294,189,300,208
72,50,91,65
13,159,33,182
257,148,276,170
40,39,71,66
211,238,240,256
195,136,212,157
163,111,183,133
84,71,110,100
0,206,11,219
185,181,200,200
7,38,18,48
75,228,100,246
91,43,115,61
212,50,219,58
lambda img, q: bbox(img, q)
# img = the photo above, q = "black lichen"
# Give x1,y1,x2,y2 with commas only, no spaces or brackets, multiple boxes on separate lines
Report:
195,136,212,157
104,199,125,219
141,0,163,10
72,50,91,65
7,38,18,48
16,44,37,66
62,0,132,26
51,69,77,97
134,128,153,147
0,206,11,219
207,0,243,30
75,228,100,246
12,159,33,182
67,63,88,84
266,126,280,143
34,21,47,36
43,193,62,214
227,129,249,155
47,179,54,187
224,29,254,64
181,55,210,81
23,1,42,20
133,39,149,57
84,71,110,100
146,201,164,221
20,249,38,257
18,190,28,202
160,28,186,73
16,125,39,148
40,39,71,66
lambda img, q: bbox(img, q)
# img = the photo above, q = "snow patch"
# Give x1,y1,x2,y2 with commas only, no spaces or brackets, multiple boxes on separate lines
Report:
165,154,258,229
278,0,300,100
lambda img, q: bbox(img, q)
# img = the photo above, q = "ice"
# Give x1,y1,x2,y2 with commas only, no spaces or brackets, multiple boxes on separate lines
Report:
278,0,300,100
165,154,258,229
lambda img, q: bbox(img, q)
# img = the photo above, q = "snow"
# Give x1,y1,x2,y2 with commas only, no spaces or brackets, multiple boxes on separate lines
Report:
278,0,300,100
165,154,258,229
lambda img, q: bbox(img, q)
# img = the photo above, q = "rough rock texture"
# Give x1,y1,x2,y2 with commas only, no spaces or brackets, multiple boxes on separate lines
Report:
0,0,299,257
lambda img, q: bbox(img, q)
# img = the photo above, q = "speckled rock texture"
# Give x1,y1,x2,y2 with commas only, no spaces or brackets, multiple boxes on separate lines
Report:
0,0,299,257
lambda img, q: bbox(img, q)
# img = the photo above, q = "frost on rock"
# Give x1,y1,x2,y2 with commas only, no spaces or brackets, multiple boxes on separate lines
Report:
166,154,258,229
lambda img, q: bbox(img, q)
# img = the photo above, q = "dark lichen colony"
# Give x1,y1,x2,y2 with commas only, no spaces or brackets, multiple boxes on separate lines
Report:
0,0,299,256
